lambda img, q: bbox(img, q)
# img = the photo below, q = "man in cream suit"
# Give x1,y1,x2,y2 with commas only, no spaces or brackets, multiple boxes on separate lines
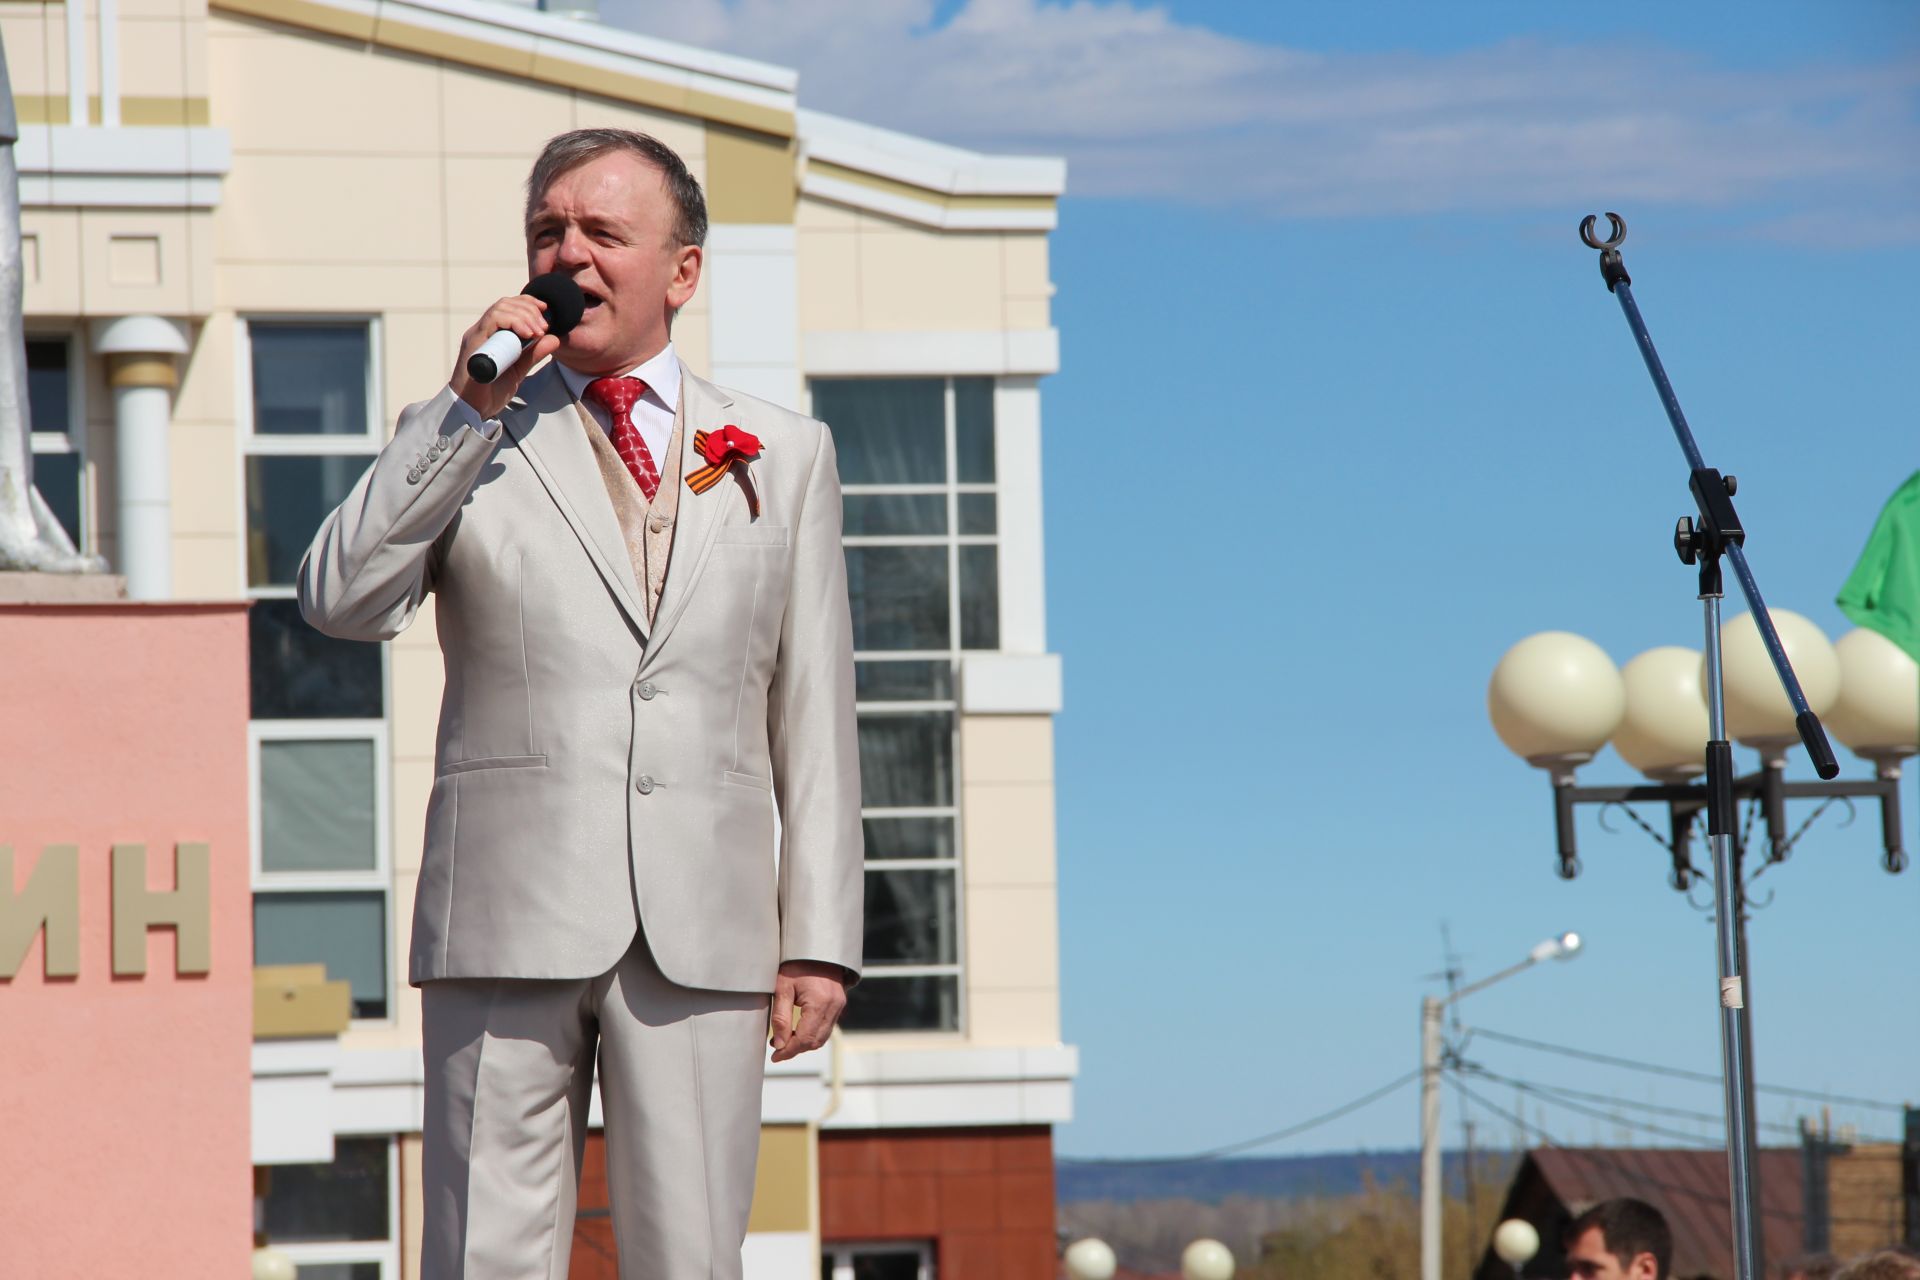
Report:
298,129,862,1280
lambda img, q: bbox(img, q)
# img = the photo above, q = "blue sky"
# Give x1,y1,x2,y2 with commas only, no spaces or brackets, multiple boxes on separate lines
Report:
603,2,1920,1158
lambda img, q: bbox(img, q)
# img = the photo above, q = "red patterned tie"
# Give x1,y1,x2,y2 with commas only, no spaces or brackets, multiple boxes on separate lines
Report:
583,376,660,501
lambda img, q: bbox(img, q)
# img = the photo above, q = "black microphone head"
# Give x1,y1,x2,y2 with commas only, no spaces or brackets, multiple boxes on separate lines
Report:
523,273,586,338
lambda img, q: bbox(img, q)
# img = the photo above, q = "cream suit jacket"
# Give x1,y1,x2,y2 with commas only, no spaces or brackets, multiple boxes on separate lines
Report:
297,363,863,993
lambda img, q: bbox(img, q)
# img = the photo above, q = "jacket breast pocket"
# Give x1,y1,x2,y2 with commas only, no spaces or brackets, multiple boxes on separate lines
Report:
438,754,548,777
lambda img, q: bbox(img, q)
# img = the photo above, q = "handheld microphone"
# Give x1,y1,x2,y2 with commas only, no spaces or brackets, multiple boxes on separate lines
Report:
465,273,587,383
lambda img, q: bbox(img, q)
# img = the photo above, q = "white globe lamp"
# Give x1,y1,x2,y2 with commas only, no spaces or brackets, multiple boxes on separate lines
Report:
1489,633,1626,771
1613,646,1709,780
1493,1218,1540,1272
1827,628,1920,762
1064,1238,1118,1280
252,1247,297,1280
1181,1238,1235,1280
1711,609,1839,750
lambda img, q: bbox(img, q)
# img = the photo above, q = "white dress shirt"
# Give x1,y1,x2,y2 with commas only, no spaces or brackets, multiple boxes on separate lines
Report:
450,344,682,475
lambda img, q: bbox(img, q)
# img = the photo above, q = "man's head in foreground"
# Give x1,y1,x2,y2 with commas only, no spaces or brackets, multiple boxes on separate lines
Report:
523,127,707,376
1565,1198,1673,1280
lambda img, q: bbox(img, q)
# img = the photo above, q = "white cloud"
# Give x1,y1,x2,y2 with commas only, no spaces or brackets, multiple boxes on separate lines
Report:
600,0,1920,241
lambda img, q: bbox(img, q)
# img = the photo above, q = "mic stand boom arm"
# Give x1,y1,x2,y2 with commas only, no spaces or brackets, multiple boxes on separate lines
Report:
1579,212,1841,1280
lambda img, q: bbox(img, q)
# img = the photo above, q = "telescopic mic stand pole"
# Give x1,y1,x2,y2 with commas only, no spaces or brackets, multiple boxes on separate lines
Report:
1578,213,1842,1280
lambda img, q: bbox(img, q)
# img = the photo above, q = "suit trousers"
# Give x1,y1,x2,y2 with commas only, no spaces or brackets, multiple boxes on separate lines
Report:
419,932,772,1280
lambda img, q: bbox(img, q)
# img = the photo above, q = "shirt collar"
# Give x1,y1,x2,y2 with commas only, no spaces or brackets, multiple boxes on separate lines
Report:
558,343,681,415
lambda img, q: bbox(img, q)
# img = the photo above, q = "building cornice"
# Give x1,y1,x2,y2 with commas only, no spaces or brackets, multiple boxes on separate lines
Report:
799,108,1065,232
209,0,799,137
265,1041,1078,1138
193,0,1069,228
15,125,232,209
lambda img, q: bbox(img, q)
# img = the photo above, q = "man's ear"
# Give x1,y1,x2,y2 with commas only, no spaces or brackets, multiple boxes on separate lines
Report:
1630,1251,1659,1280
667,243,702,312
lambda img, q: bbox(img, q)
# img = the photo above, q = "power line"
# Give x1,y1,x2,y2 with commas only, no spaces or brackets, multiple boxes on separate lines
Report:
1465,1064,1731,1146
1466,1063,1900,1149
1058,1068,1422,1166
1467,1026,1909,1114
1446,1071,1896,1229
1491,1071,1900,1146
1474,1070,1806,1139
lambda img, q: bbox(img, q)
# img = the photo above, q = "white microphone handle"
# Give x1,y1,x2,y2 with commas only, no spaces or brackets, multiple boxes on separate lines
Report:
467,328,528,383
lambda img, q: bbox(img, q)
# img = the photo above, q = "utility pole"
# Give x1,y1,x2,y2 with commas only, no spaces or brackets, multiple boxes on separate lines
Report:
1420,934,1583,1280
1421,995,1445,1280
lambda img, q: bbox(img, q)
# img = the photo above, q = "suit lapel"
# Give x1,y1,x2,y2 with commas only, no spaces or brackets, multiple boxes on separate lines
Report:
642,371,734,664
503,365,648,638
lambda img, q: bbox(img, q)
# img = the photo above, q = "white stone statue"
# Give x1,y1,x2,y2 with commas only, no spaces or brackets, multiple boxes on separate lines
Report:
0,32,102,573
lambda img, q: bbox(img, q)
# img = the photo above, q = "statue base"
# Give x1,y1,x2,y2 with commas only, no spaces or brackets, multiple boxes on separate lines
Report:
0,571,128,603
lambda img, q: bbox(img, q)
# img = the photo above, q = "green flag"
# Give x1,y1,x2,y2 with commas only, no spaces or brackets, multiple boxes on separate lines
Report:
1837,470,1920,664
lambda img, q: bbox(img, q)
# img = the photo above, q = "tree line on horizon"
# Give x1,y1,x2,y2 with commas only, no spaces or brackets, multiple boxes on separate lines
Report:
1060,1160,1517,1278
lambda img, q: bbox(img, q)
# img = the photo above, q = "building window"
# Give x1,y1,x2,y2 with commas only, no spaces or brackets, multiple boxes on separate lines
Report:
822,1242,934,1280
25,335,85,549
811,377,999,1033
260,1137,399,1279
243,319,391,1021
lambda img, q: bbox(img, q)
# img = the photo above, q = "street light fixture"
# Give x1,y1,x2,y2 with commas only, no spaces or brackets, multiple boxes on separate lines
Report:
1181,1238,1235,1280
1421,933,1583,1280
1488,614,1910,888
251,1247,296,1280
1493,1218,1541,1280
1488,612,1913,1278
1064,1238,1118,1280
1067,1243,1121,1280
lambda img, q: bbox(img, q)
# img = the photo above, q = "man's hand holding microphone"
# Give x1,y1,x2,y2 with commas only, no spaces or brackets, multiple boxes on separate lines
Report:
451,272,585,420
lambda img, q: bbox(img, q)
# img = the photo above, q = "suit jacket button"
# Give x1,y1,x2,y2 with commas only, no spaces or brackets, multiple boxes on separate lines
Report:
637,681,656,701
635,775,655,795
406,469,420,484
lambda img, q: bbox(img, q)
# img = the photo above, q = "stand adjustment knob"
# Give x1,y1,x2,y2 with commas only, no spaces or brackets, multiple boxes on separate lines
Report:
1724,474,1738,496
1675,516,1698,565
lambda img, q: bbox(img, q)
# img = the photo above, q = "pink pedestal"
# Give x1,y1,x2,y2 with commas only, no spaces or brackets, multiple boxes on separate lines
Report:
0,599,254,1278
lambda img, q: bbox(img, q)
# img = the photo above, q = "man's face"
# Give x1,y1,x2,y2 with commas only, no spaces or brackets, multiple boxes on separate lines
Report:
1567,1227,1657,1280
525,150,701,376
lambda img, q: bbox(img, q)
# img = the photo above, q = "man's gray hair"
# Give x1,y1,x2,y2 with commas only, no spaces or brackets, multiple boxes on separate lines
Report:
524,128,708,248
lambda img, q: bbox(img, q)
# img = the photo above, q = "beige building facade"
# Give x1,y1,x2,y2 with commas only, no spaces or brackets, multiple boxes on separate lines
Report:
7,0,1070,1274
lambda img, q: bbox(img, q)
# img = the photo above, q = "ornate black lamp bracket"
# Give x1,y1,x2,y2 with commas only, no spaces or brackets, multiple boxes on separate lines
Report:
1551,768,1906,890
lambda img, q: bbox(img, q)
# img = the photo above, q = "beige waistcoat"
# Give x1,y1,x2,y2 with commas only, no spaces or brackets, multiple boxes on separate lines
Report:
574,397,684,625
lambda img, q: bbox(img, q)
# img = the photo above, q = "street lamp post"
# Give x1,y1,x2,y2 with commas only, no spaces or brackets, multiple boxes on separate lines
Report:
1493,1219,1541,1280
1490,619,1910,888
1064,1238,1118,1280
1181,1239,1236,1280
1488,617,1915,1280
1420,932,1582,1280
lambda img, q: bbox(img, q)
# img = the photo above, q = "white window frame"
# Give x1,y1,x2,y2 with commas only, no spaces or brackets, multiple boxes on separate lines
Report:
823,1240,935,1280
269,1135,401,1280
812,375,1001,1036
247,721,393,887
247,719,394,1021
234,314,385,456
26,331,89,550
240,315,394,1027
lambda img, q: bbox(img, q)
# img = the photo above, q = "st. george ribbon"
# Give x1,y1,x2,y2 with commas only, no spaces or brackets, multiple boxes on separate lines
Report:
1578,212,1839,1280
465,272,586,383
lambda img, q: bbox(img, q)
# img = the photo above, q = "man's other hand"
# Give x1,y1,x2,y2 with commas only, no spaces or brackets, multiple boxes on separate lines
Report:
451,294,562,420
770,960,848,1062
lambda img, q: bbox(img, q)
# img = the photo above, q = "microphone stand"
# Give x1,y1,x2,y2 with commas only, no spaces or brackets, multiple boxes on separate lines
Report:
1578,213,1841,1280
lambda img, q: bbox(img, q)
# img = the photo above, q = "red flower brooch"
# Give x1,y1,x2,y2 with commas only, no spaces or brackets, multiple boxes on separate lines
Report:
689,424,764,515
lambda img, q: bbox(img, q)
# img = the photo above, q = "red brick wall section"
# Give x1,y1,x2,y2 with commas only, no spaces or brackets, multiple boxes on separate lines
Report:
821,1127,1058,1280
569,1135,618,1280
